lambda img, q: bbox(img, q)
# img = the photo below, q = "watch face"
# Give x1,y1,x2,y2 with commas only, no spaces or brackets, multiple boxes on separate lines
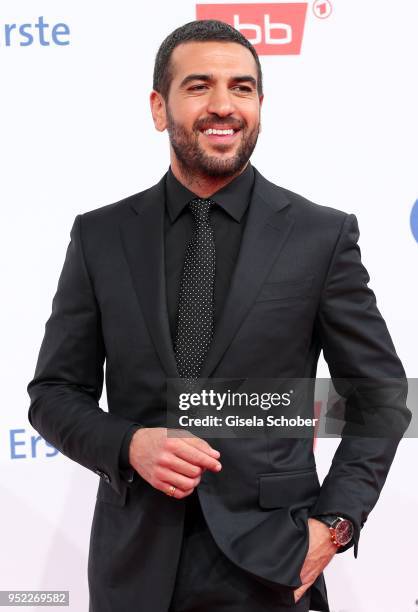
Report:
335,519,354,546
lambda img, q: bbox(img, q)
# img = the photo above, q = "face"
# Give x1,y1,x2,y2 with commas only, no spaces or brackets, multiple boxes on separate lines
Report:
152,41,263,179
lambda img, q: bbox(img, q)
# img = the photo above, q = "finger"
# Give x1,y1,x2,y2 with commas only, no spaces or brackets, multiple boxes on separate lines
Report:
155,467,201,492
172,441,222,472
159,453,203,478
158,482,196,499
294,588,303,603
294,581,314,603
169,431,220,459
166,436,222,472
156,480,196,499
183,436,221,459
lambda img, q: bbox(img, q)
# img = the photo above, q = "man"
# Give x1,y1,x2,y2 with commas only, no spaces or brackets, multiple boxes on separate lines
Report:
27,19,410,612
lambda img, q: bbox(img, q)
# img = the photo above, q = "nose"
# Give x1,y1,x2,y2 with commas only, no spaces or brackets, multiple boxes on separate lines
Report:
206,85,235,117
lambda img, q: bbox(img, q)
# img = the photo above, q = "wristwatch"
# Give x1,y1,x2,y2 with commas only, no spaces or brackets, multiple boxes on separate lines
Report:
313,515,354,548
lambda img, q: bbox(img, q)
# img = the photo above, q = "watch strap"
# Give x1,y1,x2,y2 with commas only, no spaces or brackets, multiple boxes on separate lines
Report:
312,514,339,528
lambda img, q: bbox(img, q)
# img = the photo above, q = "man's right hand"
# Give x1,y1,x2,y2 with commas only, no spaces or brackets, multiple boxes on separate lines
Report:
128,427,222,498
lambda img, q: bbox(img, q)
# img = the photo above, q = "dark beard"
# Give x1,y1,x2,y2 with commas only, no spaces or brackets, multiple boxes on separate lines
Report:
166,106,260,179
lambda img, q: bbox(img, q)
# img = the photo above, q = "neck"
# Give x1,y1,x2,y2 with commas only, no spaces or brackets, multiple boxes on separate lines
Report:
170,155,249,198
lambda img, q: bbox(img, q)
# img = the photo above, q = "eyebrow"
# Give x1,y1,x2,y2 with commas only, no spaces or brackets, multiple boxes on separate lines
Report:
179,73,257,88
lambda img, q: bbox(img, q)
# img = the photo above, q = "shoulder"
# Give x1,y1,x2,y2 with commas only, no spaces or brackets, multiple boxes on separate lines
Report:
84,182,162,223
252,168,360,260
254,167,350,231
76,173,166,233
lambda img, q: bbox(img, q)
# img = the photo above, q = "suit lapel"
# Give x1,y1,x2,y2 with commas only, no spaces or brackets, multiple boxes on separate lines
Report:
119,175,179,379
200,169,294,378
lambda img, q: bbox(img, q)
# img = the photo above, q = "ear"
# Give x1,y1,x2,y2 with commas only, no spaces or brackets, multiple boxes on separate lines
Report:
150,90,167,132
259,94,264,132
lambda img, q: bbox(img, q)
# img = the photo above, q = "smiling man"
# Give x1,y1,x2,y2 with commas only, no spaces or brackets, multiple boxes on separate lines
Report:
152,35,263,193
27,19,409,612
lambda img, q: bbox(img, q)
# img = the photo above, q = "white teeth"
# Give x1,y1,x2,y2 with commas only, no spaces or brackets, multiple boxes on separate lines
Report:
203,128,235,135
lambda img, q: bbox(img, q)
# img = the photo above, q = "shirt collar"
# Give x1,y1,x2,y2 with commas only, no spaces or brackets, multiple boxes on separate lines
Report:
165,161,255,224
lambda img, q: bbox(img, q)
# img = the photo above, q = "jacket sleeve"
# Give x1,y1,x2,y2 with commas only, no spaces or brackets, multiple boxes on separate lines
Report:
27,214,142,496
310,213,411,556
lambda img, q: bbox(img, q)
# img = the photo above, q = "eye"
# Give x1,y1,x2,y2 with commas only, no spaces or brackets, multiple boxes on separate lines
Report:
233,85,253,92
189,84,208,91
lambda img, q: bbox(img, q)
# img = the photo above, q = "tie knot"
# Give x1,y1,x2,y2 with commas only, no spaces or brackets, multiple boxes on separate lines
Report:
189,198,213,224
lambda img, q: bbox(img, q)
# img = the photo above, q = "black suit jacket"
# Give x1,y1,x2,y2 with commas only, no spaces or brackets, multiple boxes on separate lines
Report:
27,167,410,612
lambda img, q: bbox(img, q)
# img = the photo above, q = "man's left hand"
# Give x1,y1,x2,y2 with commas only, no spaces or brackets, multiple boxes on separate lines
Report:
293,518,337,603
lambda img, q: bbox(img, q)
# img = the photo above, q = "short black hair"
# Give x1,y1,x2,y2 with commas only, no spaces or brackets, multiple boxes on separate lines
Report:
153,19,263,100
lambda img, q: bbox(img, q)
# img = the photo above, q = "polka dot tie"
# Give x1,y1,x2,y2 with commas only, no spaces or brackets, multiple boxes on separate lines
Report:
174,198,216,379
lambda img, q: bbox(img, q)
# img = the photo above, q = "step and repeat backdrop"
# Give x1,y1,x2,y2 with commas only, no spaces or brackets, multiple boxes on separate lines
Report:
1,1,417,611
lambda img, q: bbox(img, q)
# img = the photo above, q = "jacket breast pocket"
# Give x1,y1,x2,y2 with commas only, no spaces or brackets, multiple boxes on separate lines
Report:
255,276,314,303
96,480,128,507
258,469,320,509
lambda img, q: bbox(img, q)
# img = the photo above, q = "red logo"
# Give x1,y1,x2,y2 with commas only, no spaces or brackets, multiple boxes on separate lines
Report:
196,3,308,55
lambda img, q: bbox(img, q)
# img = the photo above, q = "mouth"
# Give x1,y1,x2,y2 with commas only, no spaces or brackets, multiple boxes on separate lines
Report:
199,126,241,144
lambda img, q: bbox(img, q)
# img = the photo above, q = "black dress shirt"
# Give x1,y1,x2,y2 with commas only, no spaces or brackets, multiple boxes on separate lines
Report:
119,161,255,477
